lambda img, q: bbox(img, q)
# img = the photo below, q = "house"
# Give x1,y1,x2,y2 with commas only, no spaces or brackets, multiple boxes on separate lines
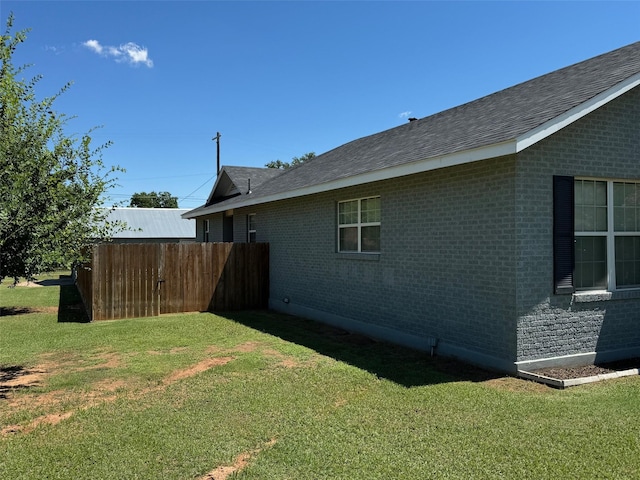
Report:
196,166,283,242
103,208,196,243
184,41,640,373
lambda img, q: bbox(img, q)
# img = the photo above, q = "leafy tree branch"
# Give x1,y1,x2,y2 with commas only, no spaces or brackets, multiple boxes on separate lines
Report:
0,14,124,283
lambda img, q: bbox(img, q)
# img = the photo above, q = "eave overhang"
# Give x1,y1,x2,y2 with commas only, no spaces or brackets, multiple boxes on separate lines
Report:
183,73,640,220
516,72,640,152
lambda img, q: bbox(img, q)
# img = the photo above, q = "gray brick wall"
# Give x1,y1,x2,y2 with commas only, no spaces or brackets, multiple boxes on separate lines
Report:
195,214,223,242
205,85,640,371
515,86,640,364
233,213,249,243
236,155,519,368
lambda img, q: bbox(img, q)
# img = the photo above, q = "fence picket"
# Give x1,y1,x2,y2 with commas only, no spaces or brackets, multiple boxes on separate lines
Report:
76,243,268,321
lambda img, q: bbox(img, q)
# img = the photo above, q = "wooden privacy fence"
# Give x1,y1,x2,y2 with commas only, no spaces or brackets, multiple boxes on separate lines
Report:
76,242,269,321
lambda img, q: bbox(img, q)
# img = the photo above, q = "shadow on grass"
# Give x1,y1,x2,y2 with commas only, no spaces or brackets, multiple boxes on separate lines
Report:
57,276,90,323
0,276,89,322
222,310,498,388
0,307,35,316
0,365,35,399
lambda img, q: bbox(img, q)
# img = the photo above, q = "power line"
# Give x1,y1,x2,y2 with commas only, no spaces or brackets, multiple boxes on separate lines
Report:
178,174,216,204
121,173,214,181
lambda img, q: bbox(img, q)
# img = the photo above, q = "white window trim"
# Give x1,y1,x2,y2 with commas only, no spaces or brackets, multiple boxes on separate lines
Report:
337,196,380,253
575,178,640,292
247,213,256,243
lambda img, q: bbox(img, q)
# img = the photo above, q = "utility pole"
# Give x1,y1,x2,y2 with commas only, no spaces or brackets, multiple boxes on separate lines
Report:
212,132,221,175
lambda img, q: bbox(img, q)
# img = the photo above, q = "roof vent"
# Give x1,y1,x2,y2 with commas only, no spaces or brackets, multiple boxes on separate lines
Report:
408,117,417,122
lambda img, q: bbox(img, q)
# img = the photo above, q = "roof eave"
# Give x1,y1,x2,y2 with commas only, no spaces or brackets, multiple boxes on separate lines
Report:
182,140,517,218
516,72,640,152
183,72,640,220
204,168,227,205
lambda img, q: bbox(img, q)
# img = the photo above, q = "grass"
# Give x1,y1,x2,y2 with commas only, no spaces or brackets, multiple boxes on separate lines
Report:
1,274,640,479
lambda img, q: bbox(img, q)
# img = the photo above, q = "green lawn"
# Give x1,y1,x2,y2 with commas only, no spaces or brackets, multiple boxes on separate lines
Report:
1,275,639,479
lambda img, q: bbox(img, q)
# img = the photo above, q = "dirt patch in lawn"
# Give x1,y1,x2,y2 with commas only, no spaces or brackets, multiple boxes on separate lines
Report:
0,366,46,398
0,350,239,436
0,354,239,436
164,357,235,384
78,352,122,371
262,348,300,368
0,356,131,435
233,341,261,353
35,350,121,373
228,341,311,369
1,411,74,435
0,338,311,437
199,438,277,480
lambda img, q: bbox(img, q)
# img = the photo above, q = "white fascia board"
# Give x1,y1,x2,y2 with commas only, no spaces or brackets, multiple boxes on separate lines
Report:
516,73,640,152
204,178,221,205
182,140,516,217
182,207,207,219
204,168,229,205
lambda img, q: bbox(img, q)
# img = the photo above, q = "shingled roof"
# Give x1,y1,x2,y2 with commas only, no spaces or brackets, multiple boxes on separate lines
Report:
184,41,640,219
204,166,283,205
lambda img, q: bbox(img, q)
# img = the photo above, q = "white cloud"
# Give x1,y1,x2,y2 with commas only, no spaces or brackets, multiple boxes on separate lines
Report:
45,45,64,55
119,42,153,67
398,111,412,118
83,39,103,54
82,39,153,68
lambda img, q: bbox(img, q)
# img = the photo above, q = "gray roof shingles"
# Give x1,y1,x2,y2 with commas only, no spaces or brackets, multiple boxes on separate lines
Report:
193,41,640,213
222,166,283,195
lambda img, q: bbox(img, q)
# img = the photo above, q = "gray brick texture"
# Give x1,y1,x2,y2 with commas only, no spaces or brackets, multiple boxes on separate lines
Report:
515,86,640,361
207,86,640,369
237,155,519,364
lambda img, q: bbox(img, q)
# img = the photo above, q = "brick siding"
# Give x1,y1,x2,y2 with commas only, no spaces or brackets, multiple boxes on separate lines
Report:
210,86,640,371
236,155,519,366
515,86,640,363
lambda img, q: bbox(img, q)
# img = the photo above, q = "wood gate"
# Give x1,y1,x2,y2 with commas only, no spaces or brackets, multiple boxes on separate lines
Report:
76,243,269,321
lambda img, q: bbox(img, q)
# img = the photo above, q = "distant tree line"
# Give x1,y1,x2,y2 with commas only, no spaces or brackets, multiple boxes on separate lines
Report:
129,191,178,208
265,152,315,169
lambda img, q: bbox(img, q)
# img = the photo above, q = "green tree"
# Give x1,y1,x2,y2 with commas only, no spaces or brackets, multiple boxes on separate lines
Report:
265,152,315,169
129,191,178,208
0,14,123,284
264,159,288,169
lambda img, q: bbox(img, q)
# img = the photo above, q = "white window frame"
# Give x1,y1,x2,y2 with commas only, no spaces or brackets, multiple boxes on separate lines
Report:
575,178,640,292
247,213,256,243
337,196,380,253
204,219,210,243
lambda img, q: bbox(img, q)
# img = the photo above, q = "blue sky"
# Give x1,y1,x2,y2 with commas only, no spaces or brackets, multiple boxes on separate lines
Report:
3,1,639,209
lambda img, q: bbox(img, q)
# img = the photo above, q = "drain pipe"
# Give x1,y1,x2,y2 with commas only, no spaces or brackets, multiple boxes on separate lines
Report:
427,337,439,357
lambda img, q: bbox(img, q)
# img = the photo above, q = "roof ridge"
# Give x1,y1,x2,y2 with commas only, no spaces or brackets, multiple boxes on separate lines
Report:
186,40,640,217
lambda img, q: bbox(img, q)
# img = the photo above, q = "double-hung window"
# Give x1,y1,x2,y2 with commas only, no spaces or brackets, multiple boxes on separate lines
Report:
247,214,256,243
574,179,640,291
338,196,380,253
204,219,210,243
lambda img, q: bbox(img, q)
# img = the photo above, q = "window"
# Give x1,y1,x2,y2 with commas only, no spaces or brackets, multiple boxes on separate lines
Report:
204,219,210,243
247,214,256,243
338,196,380,253
574,179,640,291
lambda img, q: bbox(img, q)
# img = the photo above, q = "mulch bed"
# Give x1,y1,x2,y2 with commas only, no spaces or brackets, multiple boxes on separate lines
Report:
532,357,640,380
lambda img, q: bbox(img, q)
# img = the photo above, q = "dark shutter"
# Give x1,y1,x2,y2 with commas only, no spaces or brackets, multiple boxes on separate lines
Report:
553,175,575,294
